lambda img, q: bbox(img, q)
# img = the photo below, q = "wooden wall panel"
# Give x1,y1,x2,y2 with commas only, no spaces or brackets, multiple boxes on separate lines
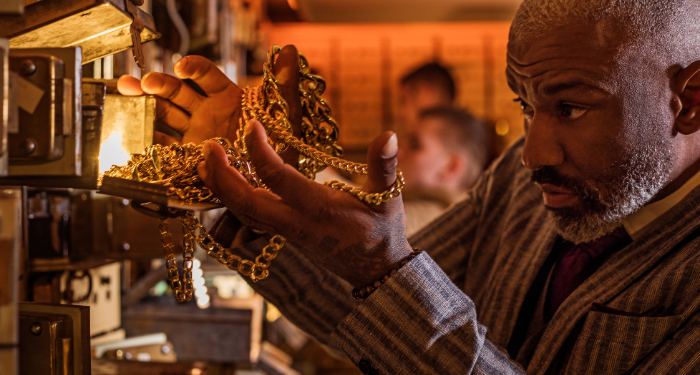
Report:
439,33,486,119
337,38,384,147
387,34,435,129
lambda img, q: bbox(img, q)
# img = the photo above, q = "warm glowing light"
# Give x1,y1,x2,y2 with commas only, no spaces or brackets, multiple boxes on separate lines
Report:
192,256,210,308
195,286,208,297
495,120,510,136
99,131,130,174
266,304,282,322
286,0,298,10
197,294,210,307
194,278,206,288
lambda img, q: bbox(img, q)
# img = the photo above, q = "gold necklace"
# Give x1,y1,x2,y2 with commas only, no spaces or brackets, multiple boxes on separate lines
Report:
102,45,404,302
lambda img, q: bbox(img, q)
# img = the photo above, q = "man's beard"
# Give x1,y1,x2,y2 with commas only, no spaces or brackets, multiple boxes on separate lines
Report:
531,142,673,244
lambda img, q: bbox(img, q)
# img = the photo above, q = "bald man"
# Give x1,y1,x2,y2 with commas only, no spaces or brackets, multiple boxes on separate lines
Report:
118,0,700,373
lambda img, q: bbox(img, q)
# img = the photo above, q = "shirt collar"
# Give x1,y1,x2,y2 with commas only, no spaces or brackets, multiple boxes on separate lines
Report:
623,169,700,239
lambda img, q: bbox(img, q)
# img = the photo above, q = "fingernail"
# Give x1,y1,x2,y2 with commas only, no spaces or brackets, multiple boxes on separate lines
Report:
382,133,398,158
203,141,211,158
174,57,187,73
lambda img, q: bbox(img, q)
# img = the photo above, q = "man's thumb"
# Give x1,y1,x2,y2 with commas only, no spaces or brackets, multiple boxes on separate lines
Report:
363,132,399,194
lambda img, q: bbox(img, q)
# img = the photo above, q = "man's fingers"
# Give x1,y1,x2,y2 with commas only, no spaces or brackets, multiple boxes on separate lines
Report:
275,45,300,88
363,131,399,194
199,140,246,201
174,55,236,95
244,120,311,205
117,75,144,96
198,143,272,232
273,45,303,167
141,72,204,115
275,45,303,139
154,97,191,132
119,75,193,135
198,141,291,233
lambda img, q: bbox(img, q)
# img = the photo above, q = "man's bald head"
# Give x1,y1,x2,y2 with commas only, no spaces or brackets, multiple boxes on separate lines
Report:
512,0,700,67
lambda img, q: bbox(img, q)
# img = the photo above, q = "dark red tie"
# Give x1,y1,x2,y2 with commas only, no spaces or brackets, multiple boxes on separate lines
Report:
545,227,632,321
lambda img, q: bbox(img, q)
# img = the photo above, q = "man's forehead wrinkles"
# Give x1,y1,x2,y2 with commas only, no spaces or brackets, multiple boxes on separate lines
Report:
506,54,554,79
506,66,615,101
540,81,613,96
506,48,567,69
507,52,617,96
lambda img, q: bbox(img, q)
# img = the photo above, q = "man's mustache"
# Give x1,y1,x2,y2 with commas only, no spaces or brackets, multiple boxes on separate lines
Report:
531,166,591,199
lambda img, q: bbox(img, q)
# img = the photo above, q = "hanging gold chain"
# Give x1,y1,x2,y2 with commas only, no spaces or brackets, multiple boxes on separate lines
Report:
102,45,404,302
179,212,285,281
159,220,194,302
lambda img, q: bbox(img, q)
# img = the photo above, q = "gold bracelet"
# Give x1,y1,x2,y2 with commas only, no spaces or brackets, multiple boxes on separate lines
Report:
352,251,422,299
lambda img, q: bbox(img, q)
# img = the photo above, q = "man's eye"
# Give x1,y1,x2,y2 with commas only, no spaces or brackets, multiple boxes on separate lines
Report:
514,97,534,120
560,104,588,120
407,137,421,150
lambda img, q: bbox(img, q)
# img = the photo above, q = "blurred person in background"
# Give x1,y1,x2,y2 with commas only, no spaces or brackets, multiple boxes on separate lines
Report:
397,62,456,128
317,63,462,199
399,106,488,235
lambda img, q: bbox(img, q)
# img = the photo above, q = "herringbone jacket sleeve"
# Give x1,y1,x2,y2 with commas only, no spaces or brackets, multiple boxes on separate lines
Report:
329,252,525,374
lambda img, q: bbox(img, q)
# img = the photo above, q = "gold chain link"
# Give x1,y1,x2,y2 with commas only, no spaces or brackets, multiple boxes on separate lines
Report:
102,45,404,302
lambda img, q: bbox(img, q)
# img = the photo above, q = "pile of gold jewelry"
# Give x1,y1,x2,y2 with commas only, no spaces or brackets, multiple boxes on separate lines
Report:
101,45,404,302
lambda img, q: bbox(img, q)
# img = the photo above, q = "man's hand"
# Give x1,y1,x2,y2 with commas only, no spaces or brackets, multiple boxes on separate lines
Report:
198,119,413,289
117,45,303,166
117,56,243,145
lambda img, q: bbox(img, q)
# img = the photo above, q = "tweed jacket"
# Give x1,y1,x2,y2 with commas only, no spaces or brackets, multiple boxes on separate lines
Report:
212,138,700,374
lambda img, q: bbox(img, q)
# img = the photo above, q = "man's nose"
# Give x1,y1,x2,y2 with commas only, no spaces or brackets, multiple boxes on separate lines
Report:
521,115,564,170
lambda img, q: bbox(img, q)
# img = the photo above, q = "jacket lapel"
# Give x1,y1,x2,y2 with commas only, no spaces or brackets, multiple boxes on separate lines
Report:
527,186,700,375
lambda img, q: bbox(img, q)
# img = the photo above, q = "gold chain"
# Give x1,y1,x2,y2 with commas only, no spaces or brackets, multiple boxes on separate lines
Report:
241,85,405,205
159,220,193,302
179,212,285,281
102,45,404,302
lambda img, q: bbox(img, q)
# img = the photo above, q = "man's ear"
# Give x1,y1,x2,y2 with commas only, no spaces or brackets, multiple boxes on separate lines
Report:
440,153,470,187
673,60,700,135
